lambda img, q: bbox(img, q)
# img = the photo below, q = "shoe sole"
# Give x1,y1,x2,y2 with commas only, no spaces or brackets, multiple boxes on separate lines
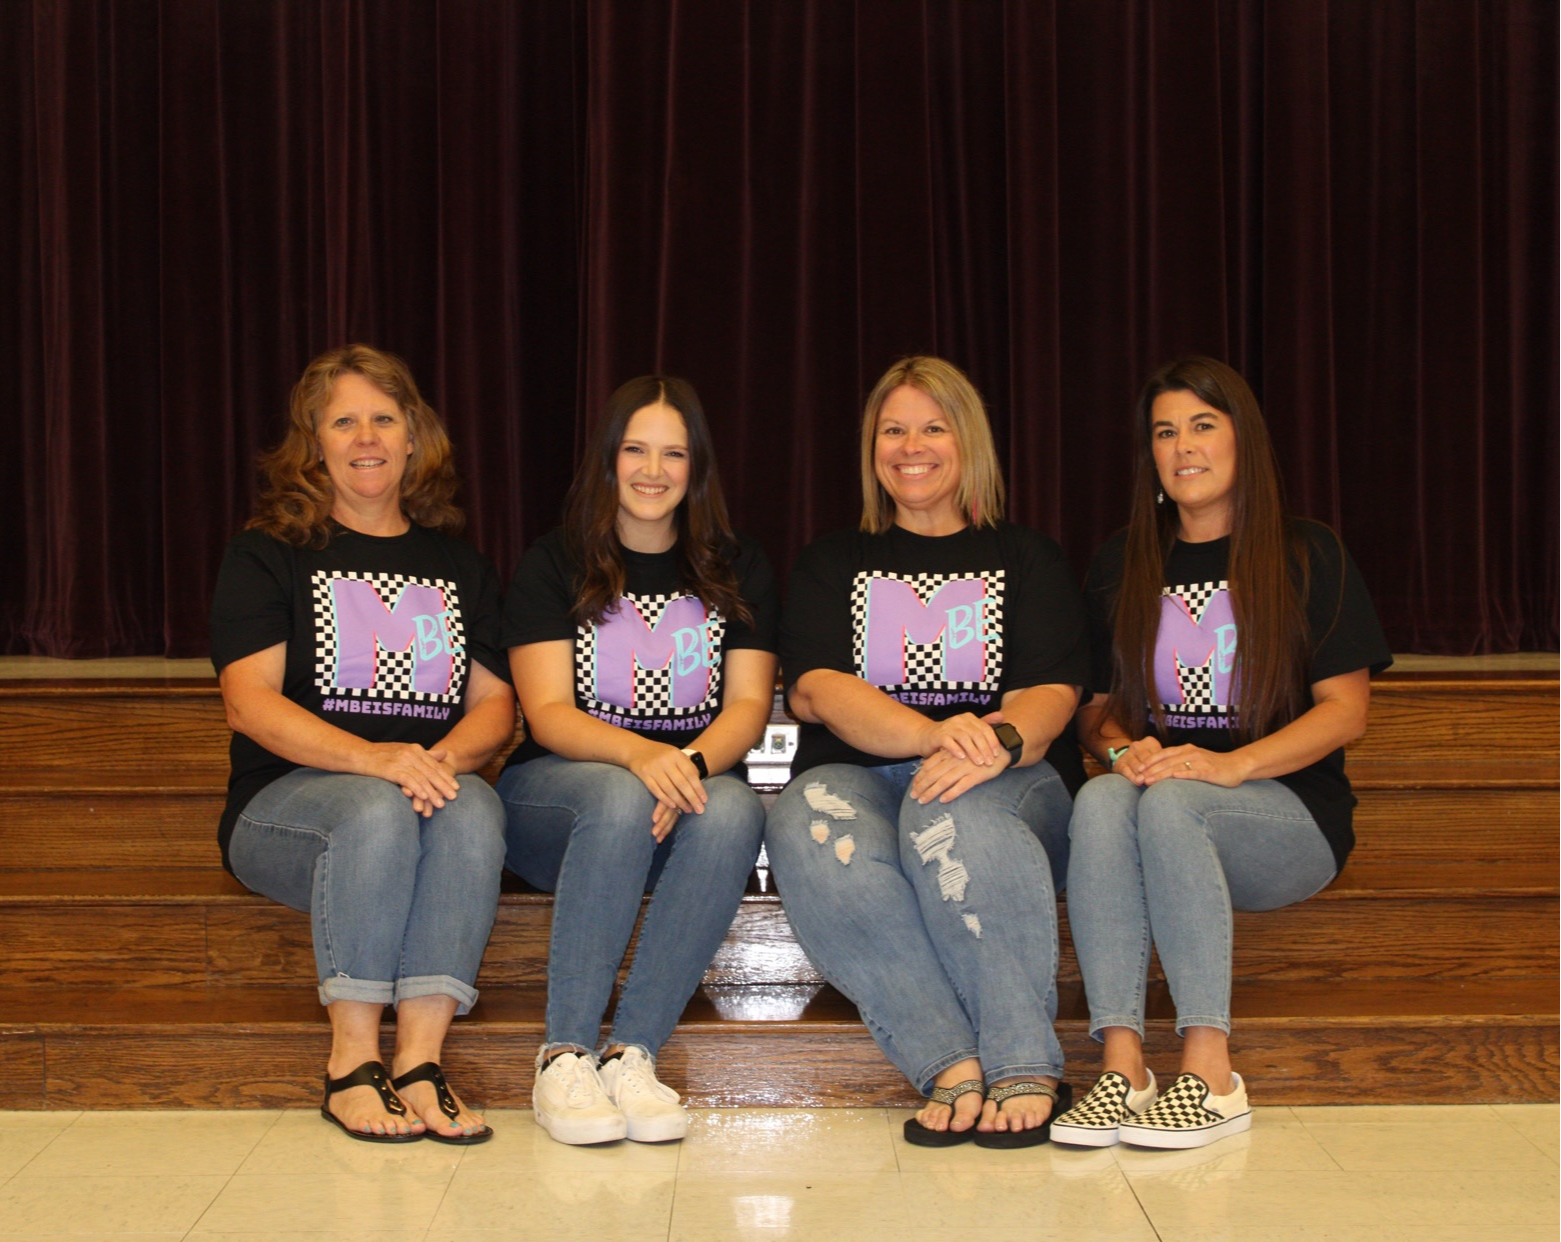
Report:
1049,1121,1120,1147
1119,1110,1252,1149
534,1108,628,1145
622,1112,689,1142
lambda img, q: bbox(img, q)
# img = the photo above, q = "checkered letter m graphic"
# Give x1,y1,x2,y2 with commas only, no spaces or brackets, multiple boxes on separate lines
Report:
862,576,989,685
593,596,712,709
330,579,454,694
1154,587,1236,707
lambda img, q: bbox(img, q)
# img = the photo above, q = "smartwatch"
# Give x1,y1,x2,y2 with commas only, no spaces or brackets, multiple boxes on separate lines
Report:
680,748,709,779
991,722,1024,767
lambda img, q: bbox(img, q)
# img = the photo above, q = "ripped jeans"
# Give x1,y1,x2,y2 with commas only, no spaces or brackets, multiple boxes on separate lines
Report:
764,760,1072,1095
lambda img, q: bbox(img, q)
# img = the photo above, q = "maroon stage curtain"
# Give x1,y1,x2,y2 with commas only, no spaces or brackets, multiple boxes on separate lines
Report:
4,0,1555,656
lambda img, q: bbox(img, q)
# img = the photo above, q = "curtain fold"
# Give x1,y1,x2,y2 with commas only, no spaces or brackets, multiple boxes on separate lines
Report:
3,0,1554,657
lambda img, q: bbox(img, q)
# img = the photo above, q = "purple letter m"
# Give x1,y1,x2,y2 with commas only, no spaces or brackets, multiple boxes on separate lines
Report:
330,579,452,694
862,576,988,685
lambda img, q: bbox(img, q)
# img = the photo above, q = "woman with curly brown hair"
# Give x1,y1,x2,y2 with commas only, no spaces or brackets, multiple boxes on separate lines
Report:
211,344,513,1144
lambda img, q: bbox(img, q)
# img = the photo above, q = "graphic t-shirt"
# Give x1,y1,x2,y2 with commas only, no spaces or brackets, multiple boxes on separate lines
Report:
1085,520,1392,870
781,522,1091,791
208,524,509,872
500,528,779,766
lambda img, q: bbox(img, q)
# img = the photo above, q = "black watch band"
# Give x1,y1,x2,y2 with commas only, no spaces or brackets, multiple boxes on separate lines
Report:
992,722,1024,767
680,748,708,779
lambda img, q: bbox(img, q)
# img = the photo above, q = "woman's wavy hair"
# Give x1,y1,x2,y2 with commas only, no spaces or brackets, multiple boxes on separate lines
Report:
564,375,751,628
1106,356,1310,743
858,355,1005,533
246,344,462,546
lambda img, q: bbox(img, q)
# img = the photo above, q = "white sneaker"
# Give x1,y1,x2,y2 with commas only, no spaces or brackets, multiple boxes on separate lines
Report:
532,1051,627,1145
1118,1072,1252,1149
597,1047,689,1142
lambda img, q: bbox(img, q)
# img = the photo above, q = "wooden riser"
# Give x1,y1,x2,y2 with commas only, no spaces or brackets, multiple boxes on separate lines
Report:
0,980,1553,1110
4,674,1556,787
2,883,1554,989
4,785,1557,871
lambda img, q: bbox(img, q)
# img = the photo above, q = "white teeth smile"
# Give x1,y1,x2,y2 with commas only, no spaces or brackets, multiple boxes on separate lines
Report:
898,464,934,476
1176,467,1206,476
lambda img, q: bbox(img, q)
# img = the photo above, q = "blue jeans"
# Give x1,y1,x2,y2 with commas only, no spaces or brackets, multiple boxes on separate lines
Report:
495,755,765,1056
228,769,506,1013
1066,774,1337,1038
764,760,1073,1095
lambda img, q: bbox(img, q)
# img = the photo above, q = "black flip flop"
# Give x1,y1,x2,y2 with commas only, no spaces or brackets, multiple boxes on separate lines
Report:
320,1060,423,1143
973,1080,1073,1149
392,1061,494,1145
903,1077,985,1146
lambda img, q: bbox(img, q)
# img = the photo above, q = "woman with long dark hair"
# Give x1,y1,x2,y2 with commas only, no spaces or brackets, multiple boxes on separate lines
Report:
496,376,778,1145
1052,356,1390,1150
212,344,513,1144
765,356,1089,1148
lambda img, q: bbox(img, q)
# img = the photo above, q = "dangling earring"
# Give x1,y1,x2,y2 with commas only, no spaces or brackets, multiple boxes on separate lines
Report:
1156,489,1165,505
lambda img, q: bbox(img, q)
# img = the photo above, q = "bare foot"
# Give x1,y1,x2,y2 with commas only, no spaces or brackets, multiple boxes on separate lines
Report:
977,1078,1059,1133
915,1058,985,1134
391,1063,486,1139
324,1067,424,1138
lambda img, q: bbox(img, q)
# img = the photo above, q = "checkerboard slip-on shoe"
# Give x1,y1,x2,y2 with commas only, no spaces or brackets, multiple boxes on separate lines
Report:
1118,1071,1251,1149
1050,1069,1158,1147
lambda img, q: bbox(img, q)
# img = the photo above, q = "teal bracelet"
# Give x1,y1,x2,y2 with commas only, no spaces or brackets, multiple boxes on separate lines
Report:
1106,745,1131,767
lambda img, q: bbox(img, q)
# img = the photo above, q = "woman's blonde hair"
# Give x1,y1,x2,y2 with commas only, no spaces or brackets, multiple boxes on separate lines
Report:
858,355,1005,533
246,344,462,546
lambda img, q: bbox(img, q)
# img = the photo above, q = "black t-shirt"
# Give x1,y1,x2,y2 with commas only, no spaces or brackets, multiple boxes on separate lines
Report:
1084,519,1392,871
500,527,779,766
780,522,1091,791
209,524,509,873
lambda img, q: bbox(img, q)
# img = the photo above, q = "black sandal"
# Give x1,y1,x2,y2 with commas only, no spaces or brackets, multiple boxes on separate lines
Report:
973,1079,1073,1148
392,1061,494,1145
903,1078,985,1146
320,1060,423,1143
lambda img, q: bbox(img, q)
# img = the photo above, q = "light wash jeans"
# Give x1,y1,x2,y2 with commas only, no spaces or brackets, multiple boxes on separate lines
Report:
1066,774,1337,1038
495,755,765,1056
763,760,1072,1096
229,768,506,1013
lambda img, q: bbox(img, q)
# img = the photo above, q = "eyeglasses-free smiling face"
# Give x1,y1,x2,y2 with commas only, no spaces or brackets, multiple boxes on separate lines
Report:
615,401,690,552
318,371,414,529
1150,388,1238,539
874,384,965,535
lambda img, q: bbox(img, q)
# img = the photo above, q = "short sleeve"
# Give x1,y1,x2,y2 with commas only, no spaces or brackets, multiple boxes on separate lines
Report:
997,528,1090,693
501,530,580,649
457,545,510,684
209,531,295,673
1300,523,1393,683
778,532,856,688
724,536,781,653
1083,531,1128,698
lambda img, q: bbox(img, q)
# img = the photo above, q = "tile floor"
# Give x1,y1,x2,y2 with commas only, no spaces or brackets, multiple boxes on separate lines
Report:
0,1103,1554,1240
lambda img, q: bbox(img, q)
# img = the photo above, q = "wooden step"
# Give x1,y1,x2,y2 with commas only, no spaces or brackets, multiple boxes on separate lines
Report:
6,782,1555,871
0,978,1552,1110
2,862,1552,989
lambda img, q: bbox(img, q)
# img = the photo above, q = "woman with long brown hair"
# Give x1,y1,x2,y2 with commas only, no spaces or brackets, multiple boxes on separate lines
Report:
1052,356,1390,1150
212,344,513,1144
495,375,778,1145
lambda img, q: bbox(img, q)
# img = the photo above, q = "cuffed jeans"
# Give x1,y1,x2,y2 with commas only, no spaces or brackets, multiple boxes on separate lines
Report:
229,768,506,1013
1066,774,1337,1039
764,760,1072,1096
496,755,765,1056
